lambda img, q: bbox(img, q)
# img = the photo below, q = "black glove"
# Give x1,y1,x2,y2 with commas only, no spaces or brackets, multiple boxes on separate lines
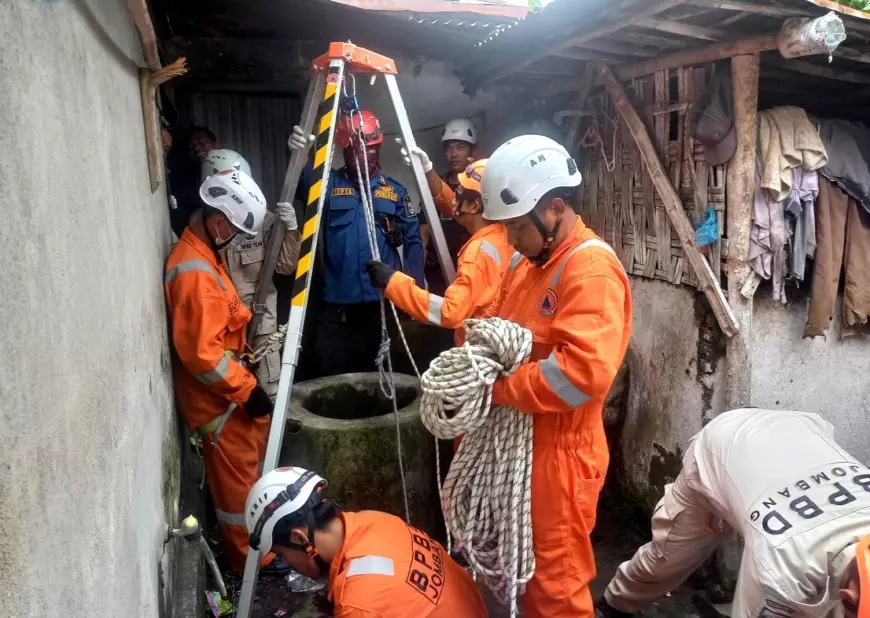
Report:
366,260,397,289
244,384,273,418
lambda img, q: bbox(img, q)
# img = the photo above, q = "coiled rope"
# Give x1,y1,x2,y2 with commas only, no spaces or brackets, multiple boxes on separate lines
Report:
420,318,536,618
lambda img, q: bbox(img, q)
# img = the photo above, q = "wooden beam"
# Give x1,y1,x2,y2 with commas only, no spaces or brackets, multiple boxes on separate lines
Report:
687,0,811,17
617,34,778,80
566,63,599,153
484,0,689,83
637,17,727,41
576,39,660,58
126,0,161,70
724,53,760,408
554,48,637,63
835,47,870,64
538,33,778,97
659,5,717,19
598,64,739,337
766,56,870,84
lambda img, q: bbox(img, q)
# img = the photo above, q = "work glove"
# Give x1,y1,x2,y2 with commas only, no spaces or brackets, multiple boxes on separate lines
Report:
395,137,433,173
288,125,315,152
276,202,299,231
366,260,398,289
244,384,274,419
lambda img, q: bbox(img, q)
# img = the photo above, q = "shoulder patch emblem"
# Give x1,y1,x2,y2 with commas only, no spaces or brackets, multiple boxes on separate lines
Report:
539,288,558,317
404,194,421,217
332,187,355,197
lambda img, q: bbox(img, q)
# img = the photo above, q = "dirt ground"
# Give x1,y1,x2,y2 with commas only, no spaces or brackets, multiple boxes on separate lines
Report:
212,514,704,618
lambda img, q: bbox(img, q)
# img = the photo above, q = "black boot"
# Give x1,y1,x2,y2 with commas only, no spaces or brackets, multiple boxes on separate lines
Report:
595,598,635,617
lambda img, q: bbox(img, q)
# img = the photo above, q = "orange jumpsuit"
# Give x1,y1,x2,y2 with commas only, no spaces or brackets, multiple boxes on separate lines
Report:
487,218,632,617
329,511,488,618
164,229,273,571
385,224,515,346
432,178,456,219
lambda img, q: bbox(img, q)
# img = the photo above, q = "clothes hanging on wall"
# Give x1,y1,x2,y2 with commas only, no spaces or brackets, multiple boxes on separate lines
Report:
785,167,818,282
758,106,828,201
815,118,870,211
750,159,789,303
804,176,870,337
750,107,827,304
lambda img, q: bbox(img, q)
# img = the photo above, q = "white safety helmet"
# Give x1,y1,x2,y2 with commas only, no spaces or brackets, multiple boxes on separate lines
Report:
200,148,252,181
199,169,267,236
481,134,581,222
245,467,328,556
441,118,478,145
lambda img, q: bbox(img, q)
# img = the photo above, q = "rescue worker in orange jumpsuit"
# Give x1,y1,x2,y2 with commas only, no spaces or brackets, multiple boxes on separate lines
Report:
365,159,515,345
481,135,633,617
245,467,489,618
401,118,479,295
164,169,287,574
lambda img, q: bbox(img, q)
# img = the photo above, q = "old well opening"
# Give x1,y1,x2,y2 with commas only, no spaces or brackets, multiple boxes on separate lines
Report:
301,379,417,420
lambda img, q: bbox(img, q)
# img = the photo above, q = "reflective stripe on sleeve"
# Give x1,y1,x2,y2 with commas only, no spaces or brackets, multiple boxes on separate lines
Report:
347,555,395,578
165,259,227,291
194,354,231,385
428,295,444,326
540,351,591,408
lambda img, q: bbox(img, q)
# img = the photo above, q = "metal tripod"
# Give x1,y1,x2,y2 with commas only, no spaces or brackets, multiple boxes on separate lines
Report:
234,42,456,618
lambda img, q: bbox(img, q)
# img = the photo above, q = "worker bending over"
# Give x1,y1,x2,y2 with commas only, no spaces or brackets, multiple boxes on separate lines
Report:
288,111,423,376
405,118,478,295
246,467,489,617
598,408,870,618
481,135,633,617
195,149,301,397
366,159,514,344
164,170,285,574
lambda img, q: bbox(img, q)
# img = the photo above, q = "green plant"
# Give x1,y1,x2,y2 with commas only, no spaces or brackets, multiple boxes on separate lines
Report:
838,0,870,11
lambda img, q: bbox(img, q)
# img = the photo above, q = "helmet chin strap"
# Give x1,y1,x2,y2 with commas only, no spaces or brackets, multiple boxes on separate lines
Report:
203,217,235,260
526,210,561,265
282,506,333,576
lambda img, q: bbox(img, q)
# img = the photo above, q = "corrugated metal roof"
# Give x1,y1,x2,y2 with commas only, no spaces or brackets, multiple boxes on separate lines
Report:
188,93,301,207
326,0,529,18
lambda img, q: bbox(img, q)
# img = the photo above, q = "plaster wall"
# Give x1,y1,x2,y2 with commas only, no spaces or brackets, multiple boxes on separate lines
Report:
0,1,178,615
751,294,870,462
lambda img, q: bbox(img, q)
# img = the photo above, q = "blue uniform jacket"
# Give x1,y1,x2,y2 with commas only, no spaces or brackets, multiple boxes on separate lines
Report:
301,165,424,304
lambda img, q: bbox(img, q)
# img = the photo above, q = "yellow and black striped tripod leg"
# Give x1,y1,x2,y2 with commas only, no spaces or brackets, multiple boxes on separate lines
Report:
235,57,345,618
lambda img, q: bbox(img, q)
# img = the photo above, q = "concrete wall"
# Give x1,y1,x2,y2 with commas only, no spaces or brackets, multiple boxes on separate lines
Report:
614,278,870,511
0,1,178,616
614,278,726,508
751,294,870,462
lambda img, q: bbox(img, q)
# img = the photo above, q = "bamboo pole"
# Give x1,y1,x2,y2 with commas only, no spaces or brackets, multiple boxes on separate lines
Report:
724,54,759,408
599,64,739,337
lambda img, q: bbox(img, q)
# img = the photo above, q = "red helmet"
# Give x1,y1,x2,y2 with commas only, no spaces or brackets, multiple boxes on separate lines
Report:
335,110,383,149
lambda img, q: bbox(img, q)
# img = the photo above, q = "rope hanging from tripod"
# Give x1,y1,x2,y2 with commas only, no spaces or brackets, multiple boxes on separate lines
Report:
343,73,413,522
420,317,536,618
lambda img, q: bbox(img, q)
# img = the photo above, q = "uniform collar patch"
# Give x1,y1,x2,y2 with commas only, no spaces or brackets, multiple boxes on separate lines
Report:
539,288,558,316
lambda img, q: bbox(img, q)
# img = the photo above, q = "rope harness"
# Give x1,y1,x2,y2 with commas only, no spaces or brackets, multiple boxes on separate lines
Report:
420,318,535,618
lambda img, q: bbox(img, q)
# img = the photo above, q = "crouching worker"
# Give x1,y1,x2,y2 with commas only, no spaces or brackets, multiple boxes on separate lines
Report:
246,467,489,617
366,159,515,345
597,408,870,618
